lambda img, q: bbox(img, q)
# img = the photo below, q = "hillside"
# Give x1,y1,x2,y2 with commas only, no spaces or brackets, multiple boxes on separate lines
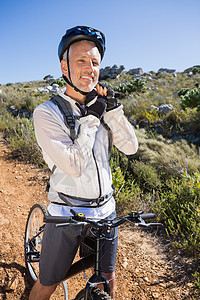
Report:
0,136,199,299
0,66,200,297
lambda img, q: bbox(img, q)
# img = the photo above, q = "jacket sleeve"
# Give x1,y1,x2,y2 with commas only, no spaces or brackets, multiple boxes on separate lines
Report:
33,105,100,177
103,104,138,155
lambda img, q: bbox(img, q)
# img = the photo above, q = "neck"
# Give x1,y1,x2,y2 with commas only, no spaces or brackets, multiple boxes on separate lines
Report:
65,84,86,105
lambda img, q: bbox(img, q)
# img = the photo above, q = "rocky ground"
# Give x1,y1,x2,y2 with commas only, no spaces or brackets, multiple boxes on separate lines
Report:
0,137,199,299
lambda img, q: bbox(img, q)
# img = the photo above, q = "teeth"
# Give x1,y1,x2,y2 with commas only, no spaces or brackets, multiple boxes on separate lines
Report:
81,76,93,80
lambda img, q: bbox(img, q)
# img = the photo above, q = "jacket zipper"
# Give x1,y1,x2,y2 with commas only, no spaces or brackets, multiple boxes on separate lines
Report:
92,149,102,198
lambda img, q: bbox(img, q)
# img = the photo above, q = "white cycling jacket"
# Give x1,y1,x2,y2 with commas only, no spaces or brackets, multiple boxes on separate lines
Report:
33,91,138,218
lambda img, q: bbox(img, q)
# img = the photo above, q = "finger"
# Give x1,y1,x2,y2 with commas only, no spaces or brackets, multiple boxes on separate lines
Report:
95,83,100,92
103,86,107,96
97,85,104,96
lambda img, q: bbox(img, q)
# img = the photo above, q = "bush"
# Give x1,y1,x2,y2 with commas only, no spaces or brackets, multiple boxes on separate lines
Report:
114,77,146,95
131,130,200,181
51,78,66,87
180,88,200,110
178,88,190,97
154,176,200,256
0,112,44,166
192,67,200,75
131,160,161,189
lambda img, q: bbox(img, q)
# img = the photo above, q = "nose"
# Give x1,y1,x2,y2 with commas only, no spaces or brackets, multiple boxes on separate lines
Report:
85,59,94,73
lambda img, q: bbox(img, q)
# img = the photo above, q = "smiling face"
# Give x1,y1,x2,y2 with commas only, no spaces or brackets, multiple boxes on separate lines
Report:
61,40,101,102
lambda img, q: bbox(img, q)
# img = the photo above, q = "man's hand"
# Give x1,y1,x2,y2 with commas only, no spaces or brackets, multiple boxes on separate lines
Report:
95,83,118,111
85,89,107,120
95,83,107,97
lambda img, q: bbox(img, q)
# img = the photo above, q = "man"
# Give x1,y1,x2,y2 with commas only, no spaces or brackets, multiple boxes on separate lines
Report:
29,26,138,300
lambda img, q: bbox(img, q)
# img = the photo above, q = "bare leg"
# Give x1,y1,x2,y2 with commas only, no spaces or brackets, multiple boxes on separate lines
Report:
29,278,58,300
96,271,115,300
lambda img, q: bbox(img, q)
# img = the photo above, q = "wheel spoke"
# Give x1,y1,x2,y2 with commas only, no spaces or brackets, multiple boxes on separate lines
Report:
24,203,48,284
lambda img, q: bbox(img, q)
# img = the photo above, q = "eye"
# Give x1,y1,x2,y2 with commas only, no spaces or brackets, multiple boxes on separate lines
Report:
78,59,85,63
93,61,99,67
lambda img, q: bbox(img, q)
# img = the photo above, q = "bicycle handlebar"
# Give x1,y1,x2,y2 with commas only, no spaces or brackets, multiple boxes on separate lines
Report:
43,209,163,229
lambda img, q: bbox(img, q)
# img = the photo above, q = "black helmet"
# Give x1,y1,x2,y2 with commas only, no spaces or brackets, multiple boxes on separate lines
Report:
58,25,106,62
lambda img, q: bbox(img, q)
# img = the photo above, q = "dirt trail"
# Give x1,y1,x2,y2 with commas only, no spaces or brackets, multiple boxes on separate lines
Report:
0,136,198,299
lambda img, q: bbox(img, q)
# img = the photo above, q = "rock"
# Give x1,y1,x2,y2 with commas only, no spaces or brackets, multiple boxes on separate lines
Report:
99,65,125,80
122,257,128,268
37,83,60,94
37,87,49,93
0,213,10,226
19,109,31,118
158,104,174,114
52,83,59,89
127,68,143,76
150,105,159,112
7,105,31,118
133,74,144,79
7,105,19,116
149,104,174,114
45,85,53,91
152,292,160,299
158,68,176,74
0,89,2,94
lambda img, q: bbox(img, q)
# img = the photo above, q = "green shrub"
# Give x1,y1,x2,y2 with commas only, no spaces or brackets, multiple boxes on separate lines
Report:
115,179,154,214
193,271,200,291
178,88,190,97
51,78,66,87
132,130,200,181
180,88,200,110
112,166,125,192
192,67,200,75
154,176,200,256
131,160,161,189
43,74,54,81
0,112,44,166
114,77,146,95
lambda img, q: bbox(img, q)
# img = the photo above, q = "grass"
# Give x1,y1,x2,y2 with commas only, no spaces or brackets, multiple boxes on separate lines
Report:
0,72,200,260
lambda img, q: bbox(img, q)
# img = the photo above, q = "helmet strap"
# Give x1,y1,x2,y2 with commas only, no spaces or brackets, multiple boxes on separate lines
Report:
65,49,88,96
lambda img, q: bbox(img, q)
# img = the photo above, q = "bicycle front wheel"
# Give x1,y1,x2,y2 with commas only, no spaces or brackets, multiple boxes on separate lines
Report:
24,203,48,284
75,287,111,300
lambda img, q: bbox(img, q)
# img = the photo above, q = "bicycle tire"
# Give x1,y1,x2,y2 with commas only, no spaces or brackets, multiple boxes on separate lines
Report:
24,203,48,285
75,287,111,300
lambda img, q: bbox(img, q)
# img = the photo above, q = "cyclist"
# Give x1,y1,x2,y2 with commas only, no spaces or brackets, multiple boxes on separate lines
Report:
29,25,138,300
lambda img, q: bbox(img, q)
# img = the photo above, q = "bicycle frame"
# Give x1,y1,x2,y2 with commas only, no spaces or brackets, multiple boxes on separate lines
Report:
26,209,162,299
26,224,111,299
63,225,111,299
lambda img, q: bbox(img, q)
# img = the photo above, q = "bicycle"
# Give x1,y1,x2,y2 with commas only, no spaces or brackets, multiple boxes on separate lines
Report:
24,203,162,299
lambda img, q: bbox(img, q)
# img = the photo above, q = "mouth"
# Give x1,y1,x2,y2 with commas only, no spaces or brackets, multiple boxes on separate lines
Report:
80,75,94,81
81,74,95,81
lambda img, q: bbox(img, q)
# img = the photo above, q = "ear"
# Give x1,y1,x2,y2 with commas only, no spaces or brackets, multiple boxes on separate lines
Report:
61,60,68,76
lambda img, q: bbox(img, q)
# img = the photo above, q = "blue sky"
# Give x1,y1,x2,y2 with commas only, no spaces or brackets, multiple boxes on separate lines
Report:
0,0,200,84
